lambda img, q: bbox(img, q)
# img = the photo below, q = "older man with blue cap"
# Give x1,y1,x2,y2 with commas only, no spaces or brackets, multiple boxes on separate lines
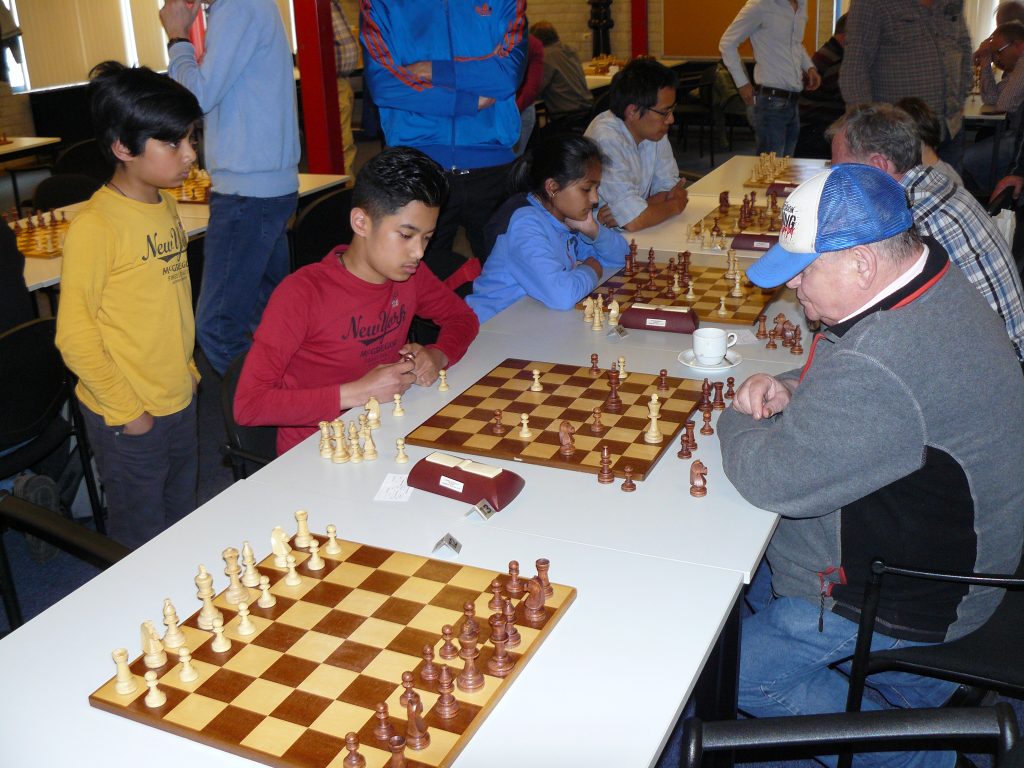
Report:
718,164,1024,768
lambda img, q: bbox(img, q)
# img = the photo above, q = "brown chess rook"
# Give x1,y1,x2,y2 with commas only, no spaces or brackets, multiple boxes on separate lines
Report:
712,381,725,411
535,558,554,598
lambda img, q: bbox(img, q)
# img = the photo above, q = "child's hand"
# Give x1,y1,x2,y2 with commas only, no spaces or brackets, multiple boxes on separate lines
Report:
564,209,600,240
341,360,415,409
123,411,155,436
399,344,448,387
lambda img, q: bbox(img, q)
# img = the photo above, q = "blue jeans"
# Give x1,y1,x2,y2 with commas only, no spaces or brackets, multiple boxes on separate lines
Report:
740,563,958,768
79,398,198,549
196,191,297,374
750,92,800,156
963,129,1017,192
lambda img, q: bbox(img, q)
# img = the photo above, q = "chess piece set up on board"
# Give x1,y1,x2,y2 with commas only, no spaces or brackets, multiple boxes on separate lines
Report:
316,374,451,466
170,167,212,203
4,208,69,258
747,151,791,185
757,312,803,355
103,509,558,765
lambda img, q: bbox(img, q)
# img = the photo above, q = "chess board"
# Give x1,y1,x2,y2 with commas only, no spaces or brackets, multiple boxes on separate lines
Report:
12,213,69,259
697,202,781,251
91,531,575,768
404,357,702,482
585,262,783,326
743,156,825,189
169,168,212,204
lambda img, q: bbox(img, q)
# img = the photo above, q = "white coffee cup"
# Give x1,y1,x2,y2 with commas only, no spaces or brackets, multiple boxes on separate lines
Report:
692,327,738,366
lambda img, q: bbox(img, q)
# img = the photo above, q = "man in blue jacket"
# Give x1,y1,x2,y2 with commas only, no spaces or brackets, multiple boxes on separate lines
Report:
361,0,527,277
160,0,300,376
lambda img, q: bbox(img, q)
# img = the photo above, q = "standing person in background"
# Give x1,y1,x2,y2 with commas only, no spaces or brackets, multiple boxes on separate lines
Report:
160,0,300,377
360,0,527,278
513,34,545,157
719,0,821,157
795,13,846,159
332,0,359,173
840,0,972,171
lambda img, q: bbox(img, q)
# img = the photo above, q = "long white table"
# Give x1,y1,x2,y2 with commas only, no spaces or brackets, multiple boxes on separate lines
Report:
0,478,742,767
20,173,351,292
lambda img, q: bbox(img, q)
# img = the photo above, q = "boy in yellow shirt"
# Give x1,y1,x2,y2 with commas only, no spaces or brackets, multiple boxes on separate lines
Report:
56,61,203,548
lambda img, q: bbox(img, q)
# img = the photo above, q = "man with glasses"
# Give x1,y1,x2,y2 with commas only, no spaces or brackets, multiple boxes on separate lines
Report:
719,0,821,157
966,22,1024,193
584,58,688,232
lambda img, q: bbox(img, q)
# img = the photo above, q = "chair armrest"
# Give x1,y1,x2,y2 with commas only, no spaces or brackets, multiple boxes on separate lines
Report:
683,704,1019,768
0,493,129,567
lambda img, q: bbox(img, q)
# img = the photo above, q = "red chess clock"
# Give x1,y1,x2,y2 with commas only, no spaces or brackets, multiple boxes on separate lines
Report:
407,452,525,511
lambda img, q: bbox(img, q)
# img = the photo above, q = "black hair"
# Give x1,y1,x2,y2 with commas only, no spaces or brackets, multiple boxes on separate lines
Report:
352,146,448,218
609,57,678,120
895,97,942,151
511,134,604,195
531,21,558,46
87,61,203,165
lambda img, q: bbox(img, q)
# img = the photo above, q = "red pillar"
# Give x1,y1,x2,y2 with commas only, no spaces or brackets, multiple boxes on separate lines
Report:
293,0,345,173
631,0,649,58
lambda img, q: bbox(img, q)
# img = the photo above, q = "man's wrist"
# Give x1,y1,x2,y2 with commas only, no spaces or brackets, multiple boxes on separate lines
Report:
167,36,191,50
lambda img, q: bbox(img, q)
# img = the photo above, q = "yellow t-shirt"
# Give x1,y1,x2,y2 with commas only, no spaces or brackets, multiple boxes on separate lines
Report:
56,186,199,426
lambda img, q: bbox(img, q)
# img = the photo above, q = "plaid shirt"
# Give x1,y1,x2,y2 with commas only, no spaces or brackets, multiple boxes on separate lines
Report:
331,0,358,77
902,165,1024,360
841,0,972,139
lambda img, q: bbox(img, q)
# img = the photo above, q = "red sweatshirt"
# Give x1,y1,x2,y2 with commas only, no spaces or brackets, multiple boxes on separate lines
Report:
234,249,480,454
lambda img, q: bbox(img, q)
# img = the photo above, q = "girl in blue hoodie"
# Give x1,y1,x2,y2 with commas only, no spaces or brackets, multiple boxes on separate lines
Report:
466,135,628,324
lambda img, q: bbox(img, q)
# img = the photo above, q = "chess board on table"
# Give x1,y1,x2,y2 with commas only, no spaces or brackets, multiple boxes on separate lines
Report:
584,261,783,326
12,211,69,259
91,530,575,768
404,357,702,482
169,168,212,204
743,155,825,189
696,201,782,252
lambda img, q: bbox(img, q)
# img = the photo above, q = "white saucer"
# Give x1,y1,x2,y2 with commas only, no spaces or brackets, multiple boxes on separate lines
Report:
677,349,743,372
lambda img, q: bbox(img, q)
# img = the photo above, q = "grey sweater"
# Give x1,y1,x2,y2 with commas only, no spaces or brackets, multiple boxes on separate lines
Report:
719,241,1024,642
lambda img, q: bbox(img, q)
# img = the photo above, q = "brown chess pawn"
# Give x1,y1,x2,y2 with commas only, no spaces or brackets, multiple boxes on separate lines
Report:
725,377,735,399
658,369,670,392
490,409,507,435
506,560,525,597
374,702,396,741
488,578,504,611
420,644,438,682
700,409,714,436
399,671,416,707
438,624,458,659
589,406,605,435
344,732,366,768
712,381,726,411
766,329,778,350
791,327,804,355
676,432,692,459
589,353,600,375
621,465,637,492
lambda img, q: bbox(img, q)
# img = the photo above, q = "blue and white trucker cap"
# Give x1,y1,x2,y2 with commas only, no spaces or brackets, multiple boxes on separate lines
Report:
746,163,914,288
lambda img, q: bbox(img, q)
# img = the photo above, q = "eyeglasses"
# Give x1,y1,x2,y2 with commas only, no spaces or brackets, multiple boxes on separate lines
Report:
996,41,1013,54
645,104,676,120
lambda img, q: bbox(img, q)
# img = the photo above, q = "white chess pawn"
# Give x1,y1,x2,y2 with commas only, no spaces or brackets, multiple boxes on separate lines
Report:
284,555,303,587
395,438,409,464
257,575,276,608
438,369,449,391
518,413,533,439
324,524,343,555
236,601,256,636
393,393,405,417
530,369,543,392
617,356,628,381
177,646,199,683
143,671,166,708
717,296,728,316
362,430,378,460
210,616,231,653
306,540,325,571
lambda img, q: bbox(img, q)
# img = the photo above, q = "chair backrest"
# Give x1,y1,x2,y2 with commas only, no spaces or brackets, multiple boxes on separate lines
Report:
0,318,68,453
54,139,113,183
289,187,355,272
32,173,103,211
220,352,277,478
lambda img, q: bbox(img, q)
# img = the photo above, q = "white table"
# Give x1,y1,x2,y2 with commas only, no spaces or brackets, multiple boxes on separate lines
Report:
685,155,829,199
0,478,742,767
20,173,351,292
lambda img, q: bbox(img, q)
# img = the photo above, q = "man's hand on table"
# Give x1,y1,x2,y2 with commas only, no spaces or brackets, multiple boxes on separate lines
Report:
731,374,795,420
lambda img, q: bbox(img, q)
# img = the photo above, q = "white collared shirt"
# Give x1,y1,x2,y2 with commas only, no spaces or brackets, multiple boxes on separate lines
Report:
719,0,814,92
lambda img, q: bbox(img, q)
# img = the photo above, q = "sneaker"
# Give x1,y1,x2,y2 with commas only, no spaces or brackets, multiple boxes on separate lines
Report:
12,474,62,564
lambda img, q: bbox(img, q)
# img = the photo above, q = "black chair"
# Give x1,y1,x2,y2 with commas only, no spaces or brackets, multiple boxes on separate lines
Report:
220,352,276,481
54,139,113,183
289,187,354,272
674,64,718,166
0,493,129,632
31,173,102,211
845,556,1024,712
0,318,104,534
682,704,1019,768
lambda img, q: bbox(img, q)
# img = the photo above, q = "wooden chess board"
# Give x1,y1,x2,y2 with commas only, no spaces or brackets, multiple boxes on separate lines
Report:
743,157,824,189
404,357,702,482
90,531,575,768
169,169,212,204
697,202,782,251
12,213,69,259
584,261,782,326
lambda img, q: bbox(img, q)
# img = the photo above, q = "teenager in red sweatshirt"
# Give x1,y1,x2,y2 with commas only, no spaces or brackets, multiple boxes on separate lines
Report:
234,147,480,454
